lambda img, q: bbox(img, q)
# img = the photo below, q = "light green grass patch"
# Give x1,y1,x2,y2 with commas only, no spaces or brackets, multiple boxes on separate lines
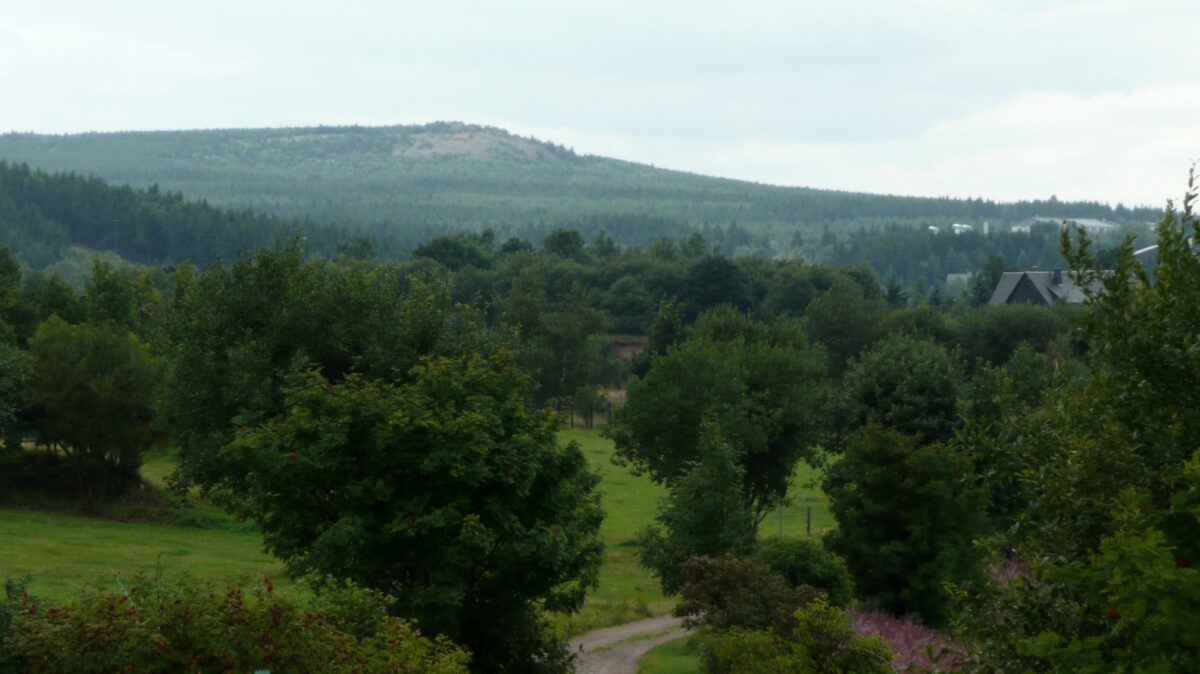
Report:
3,429,835,637
0,509,289,602
557,428,673,634
638,634,701,674
757,460,836,539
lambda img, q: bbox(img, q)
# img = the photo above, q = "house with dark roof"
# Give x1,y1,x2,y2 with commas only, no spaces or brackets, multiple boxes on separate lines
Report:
988,270,1104,306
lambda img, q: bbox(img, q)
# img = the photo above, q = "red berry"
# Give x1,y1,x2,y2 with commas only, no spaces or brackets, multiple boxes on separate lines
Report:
1107,608,1121,622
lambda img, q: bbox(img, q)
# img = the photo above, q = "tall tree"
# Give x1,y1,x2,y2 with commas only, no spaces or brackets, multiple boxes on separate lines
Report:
825,427,985,626
611,310,827,522
223,361,603,674
638,420,758,593
27,316,164,506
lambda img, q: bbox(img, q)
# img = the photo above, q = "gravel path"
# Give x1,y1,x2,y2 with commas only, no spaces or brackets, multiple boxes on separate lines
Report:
570,615,687,674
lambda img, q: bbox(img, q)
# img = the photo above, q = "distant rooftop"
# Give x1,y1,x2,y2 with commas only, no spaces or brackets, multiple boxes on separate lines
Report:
989,269,1106,306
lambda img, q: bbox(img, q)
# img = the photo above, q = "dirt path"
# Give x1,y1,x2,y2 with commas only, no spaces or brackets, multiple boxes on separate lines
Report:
570,615,687,674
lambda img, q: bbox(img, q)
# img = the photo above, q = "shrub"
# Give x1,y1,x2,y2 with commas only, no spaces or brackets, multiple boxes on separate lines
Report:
0,579,29,674
757,538,855,607
700,598,893,674
6,577,470,674
676,556,818,637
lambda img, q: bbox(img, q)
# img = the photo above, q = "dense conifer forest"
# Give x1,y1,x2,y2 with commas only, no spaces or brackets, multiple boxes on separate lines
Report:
0,123,1159,273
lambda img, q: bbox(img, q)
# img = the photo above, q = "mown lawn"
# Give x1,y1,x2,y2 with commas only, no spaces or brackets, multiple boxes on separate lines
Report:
2,429,834,636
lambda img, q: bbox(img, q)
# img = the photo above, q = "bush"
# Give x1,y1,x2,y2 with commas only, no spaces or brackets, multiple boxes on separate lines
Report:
0,579,29,674
676,556,818,637
6,577,470,674
699,598,893,674
757,538,855,607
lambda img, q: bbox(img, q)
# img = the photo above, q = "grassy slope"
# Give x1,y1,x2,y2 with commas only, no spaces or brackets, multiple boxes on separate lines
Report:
2,430,832,637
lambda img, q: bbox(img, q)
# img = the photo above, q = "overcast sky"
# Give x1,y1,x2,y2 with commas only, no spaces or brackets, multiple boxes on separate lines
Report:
2,0,1197,206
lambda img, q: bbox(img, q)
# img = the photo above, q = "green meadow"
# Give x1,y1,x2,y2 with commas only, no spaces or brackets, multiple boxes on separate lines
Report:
639,636,701,674
2,429,832,639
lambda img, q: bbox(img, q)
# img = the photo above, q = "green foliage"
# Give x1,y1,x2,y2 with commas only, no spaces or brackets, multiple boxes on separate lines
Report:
165,246,456,488
0,161,349,270
802,278,885,373
839,334,962,443
959,482,1200,674
682,255,751,318
542,228,586,260
6,577,470,674
0,249,19,343
952,303,1071,367
825,428,986,626
83,259,137,329
957,173,1200,672
26,316,164,506
878,304,954,344
675,555,818,637
699,598,893,674
413,233,494,271
612,309,828,521
221,362,604,673
638,423,758,594
0,579,29,674
630,296,683,376
757,538,855,607
0,344,30,445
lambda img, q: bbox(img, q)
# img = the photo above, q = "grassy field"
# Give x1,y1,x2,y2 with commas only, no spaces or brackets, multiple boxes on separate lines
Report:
2,429,833,637
758,460,835,540
0,510,289,602
639,635,701,674
560,428,671,633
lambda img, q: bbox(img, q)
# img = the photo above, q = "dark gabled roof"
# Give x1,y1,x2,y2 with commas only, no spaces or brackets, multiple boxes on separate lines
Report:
989,270,1107,305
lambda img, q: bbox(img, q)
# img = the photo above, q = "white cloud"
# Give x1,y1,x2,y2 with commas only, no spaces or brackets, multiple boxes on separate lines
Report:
0,0,1197,204
503,83,1199,206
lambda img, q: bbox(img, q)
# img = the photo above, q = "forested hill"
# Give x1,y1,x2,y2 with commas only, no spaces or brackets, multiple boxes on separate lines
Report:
0,161,351,270
0,123,1159,257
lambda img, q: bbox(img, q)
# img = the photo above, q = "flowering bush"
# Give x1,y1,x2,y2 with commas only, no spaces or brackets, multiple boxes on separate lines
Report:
6,577,469,674
850,608,962,671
